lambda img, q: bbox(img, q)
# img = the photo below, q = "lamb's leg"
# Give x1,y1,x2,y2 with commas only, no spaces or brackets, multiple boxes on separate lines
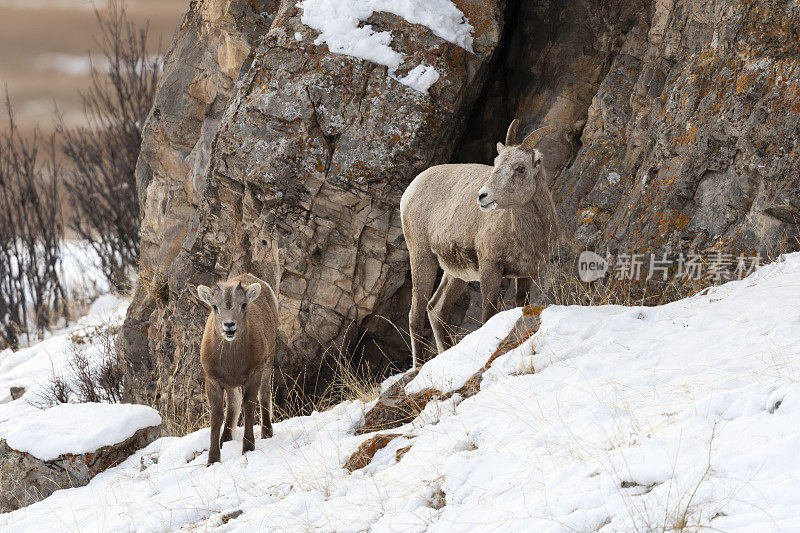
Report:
515,277,532,308
241,375,259,454
206,379,225,465
428,273,467,353
259,365,273,439
408,248,438,370
220,387,241,446
479,263,503,323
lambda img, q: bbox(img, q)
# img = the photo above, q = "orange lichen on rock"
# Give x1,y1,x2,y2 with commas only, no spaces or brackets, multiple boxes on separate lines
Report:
344,433,402,472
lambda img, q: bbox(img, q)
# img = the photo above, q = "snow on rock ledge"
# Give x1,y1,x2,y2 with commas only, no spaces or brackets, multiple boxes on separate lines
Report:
406,307,523,395
5,403,161,461
0,404,161,513
296,0,473,92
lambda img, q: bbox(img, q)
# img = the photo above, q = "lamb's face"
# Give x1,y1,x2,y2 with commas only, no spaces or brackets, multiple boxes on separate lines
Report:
477,144,545,212
197,281,262,342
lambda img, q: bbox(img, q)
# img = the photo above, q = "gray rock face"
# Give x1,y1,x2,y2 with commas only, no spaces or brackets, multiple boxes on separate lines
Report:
460,0,800,255
123,0,800,420
0,425,159,513
558,0,800,255
122,0,506,420
122,0,277,402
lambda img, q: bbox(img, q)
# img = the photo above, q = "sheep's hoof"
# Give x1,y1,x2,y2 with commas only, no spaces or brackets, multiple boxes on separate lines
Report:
242,440,255,454
220,431,233,446
261,426,273,439
207,453,221,465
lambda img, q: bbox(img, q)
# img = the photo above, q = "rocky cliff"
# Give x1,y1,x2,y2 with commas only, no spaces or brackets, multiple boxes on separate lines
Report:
122,0,800,420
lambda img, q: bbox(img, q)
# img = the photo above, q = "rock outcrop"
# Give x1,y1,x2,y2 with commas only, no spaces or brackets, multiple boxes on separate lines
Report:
122,0,507,420
123,0,800,421
559,0,800,253
122,0,278,402
0,425,159,513
460,0,800,254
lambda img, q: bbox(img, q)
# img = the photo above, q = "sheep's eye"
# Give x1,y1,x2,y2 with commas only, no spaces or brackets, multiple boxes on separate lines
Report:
212,305,218,311
515,166,525,174
534,159,541,168
241,303,247,310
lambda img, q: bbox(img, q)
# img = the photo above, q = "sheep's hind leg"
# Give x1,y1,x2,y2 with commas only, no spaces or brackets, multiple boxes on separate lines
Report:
428,272,467,353
259,366,273,439
408,248,438,370
220,387,241,446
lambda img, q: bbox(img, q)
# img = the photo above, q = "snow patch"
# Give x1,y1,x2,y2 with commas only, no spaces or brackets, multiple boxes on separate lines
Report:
0,296,130,436
296,0,472,92
87,293,126,316
391,63,441,93
406,307,523,395
5,402,161,460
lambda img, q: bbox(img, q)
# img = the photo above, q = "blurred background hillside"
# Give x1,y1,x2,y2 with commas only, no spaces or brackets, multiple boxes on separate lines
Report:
0,0,187,349
0,0,185,140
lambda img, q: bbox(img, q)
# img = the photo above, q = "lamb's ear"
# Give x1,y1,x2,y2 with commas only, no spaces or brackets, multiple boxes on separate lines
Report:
245,283,262,303
496,142,505,154
197,285,214,306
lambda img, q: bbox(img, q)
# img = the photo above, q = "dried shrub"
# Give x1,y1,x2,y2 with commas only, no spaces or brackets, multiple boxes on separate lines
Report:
39,373,72,407
0,99,64,349
69,349,101,403
59,1,160,290
35,322,124,408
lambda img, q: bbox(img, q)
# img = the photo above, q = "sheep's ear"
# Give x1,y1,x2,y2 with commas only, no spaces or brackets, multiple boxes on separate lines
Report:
496,142,505,154
520,125,557,151
197,285,214,306
245,283,262,303
505,118,520,145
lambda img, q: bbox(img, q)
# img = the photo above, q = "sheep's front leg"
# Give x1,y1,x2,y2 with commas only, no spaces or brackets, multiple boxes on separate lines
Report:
479,263,503,323
206,379,225,465
220,387,242,446
241,374,260,454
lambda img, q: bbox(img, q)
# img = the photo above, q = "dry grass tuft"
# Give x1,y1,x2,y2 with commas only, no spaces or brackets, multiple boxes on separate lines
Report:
270,335,388,423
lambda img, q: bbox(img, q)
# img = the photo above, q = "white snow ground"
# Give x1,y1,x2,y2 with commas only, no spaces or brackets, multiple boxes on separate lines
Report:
4,254,800,530
296,0,473,93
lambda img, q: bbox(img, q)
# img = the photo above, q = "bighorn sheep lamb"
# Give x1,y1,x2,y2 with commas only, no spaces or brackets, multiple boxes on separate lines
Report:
400,119,560,368
197,274,278,464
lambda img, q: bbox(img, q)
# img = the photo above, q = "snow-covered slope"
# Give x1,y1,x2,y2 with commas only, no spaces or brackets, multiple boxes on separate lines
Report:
4,254,800,531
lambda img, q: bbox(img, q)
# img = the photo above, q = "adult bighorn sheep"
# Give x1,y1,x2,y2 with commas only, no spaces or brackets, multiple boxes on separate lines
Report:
197,273,278,464
400,119,560,368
